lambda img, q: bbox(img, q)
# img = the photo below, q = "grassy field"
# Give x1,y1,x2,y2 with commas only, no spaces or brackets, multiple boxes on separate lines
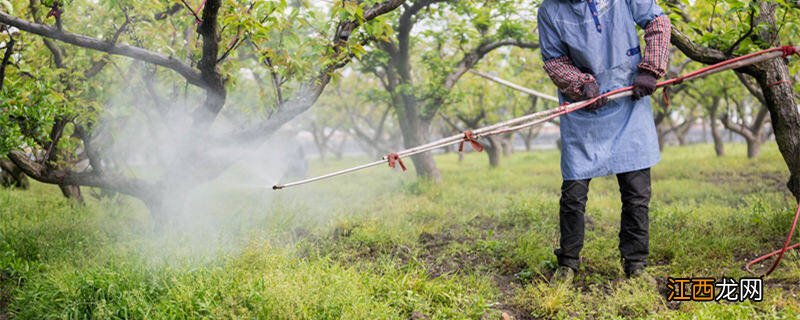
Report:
1,143,798,319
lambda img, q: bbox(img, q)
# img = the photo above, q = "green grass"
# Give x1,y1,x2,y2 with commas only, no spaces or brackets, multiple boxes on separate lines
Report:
1,143,798,319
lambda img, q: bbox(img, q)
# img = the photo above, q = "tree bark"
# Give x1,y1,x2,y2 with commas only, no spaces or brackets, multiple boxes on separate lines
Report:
397,105,441,180
310,121,336,161
720,103,768,159
709,97,726,156
500,133,513,156
670,2,800,200
485,136,502,168
58,185,83,203
701,116,708,143
521,128,537,151
674,116,694,146
746,139,761,159
654,102,668,151
656,121,667,150
755,60,800,199
0,158,29,189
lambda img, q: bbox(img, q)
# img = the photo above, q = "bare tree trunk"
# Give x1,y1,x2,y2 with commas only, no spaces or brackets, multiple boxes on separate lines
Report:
711,126,725,156
674,118,693,146
310,122,334,161
750,1,799,199
485,136,501,167
654,97,668,151
522,132,532,151
657,123,668,150
701,116,708,143
58,185,84,203
756,63,800,200
709,98,725,156
410,151,440,180
332,135,347,160
397,106,441,181
521,126,541,152
521,96,541,152
500,133,513,156
746,138,762,159
674,129,687,145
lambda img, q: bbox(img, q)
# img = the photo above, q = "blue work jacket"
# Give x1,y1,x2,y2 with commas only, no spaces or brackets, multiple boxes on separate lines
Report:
538,0,663,180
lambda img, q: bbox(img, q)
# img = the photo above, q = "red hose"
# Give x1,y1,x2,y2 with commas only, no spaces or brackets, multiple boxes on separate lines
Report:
489,46,799,135
746,203,800,276
196,0,207,17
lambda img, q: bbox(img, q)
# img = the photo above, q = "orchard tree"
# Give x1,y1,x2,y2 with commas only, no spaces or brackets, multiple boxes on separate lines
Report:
0,0,407,217
310,72,401,158
668,0,800,200
469,46,560,153
305,96,346,161
652,49,692,150
721,73,773,158
444,46,556,167
660,104,700,147
683,74,732,157
359,0,537,181
339,74,401,157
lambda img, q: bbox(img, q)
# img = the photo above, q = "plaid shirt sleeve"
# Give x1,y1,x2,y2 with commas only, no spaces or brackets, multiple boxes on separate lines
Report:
637,15,671,78
538,7,595,102
543,56,596,102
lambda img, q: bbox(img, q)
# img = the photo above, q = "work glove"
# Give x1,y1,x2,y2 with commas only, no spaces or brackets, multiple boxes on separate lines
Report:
632,70,658,100
581,81,607,111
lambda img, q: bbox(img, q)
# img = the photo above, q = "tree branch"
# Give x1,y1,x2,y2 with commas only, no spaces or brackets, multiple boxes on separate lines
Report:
396,0,449,80
0,37,14,90
720,113,755,140
29,0,65,67
752,103,770,133
265,57,284,106
73,125,103,174
724,8,755,55
443,39,539,90
7,150,155,200
0,11,204,86
418,38,538,121
216,0,408,144
670,25,758,76
735,71,766,105
179,0,203,23
154,3,183,20
83,56,110,79
191,0,227,127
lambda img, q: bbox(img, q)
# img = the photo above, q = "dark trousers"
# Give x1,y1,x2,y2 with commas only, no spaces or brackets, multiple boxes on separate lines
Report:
554,168,651,275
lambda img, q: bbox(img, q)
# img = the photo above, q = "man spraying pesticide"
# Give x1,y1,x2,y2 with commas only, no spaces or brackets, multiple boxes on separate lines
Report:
272,5,800,284
537,0,670,284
